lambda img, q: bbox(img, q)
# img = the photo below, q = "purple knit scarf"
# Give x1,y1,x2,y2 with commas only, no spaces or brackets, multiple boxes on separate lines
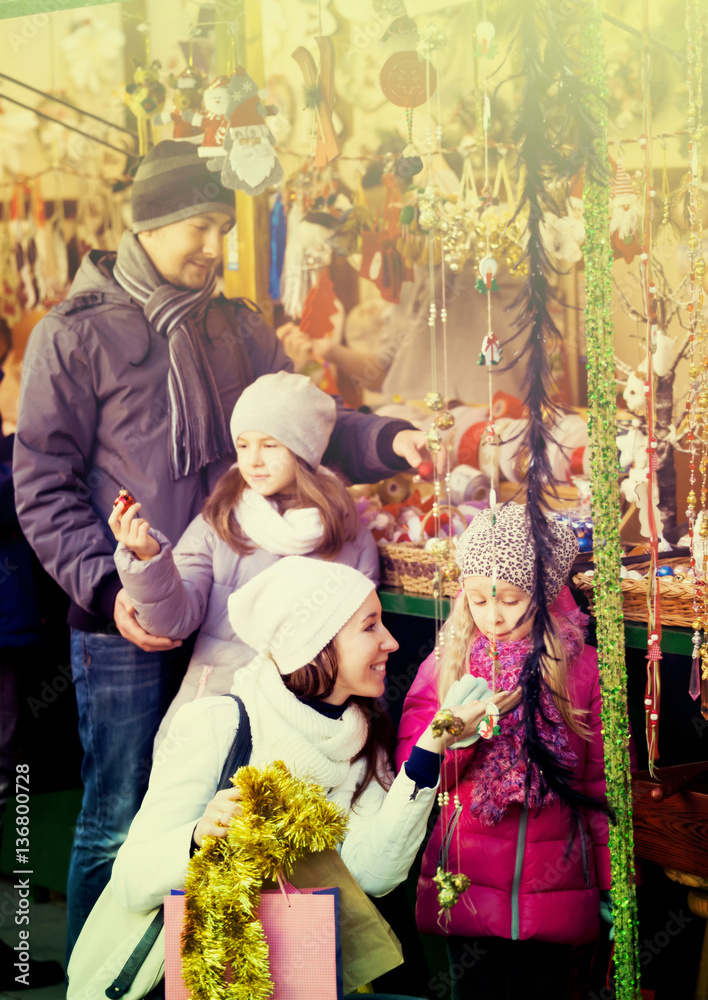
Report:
464,606,587,826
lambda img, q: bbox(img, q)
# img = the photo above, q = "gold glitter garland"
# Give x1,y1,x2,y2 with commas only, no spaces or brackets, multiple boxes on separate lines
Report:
181,761,349,1000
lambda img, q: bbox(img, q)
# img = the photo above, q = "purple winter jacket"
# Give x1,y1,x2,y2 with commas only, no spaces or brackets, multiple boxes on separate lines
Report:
13,251,412,631
396,591,611,946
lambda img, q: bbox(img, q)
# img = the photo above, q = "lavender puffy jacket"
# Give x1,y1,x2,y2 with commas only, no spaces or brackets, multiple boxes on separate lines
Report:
396,596,611,945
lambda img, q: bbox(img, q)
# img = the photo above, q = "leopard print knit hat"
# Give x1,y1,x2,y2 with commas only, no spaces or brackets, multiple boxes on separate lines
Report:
456,501,578,603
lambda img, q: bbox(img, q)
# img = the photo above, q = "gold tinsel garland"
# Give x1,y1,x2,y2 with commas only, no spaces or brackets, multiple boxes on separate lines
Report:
181,761,349,1000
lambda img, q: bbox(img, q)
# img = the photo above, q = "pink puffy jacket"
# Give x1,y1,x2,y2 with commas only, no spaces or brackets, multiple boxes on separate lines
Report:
396,593,611,945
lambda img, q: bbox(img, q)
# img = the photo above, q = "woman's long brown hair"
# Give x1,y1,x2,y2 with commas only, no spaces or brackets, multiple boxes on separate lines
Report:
202,458,359,557
284,643,397,809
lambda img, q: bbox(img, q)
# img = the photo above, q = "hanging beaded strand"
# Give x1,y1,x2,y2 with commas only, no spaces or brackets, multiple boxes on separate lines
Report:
418,23,448,636
417,26,470,918
582,3,640,998
685,0,708,718
475,6,500,692
639,0,662,774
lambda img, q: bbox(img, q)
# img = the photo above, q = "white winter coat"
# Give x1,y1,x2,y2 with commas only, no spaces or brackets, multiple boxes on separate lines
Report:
111,664,437,912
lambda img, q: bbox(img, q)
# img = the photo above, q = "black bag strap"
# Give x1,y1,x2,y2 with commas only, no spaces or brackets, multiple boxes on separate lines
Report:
104,908,165,998
105,695,251,998
217,695,252,790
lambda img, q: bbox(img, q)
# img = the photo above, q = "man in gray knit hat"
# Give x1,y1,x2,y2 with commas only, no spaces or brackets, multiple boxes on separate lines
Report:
13,141,427,956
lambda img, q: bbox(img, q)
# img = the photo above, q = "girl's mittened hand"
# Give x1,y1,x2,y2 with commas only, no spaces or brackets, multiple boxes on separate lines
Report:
442,676,494,712
108,501,160,562
447,685,523,750
193,786,243,848
416,699,487,754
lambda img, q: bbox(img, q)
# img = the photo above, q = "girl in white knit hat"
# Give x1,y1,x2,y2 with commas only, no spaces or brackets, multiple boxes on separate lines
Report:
108,371,380,746
109,555,520,921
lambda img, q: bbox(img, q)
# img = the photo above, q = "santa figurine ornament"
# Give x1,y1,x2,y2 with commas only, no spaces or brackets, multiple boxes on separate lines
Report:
187,74,232,170
219,66,283,195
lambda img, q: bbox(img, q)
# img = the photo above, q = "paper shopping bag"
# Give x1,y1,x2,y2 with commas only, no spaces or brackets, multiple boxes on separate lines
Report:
163,885,342,1000
163,893,190,1000
282,849,404,993
259,884,342,1000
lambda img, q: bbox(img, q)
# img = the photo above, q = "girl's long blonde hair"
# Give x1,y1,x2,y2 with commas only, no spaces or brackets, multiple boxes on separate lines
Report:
436,591,591,739
202,457,358,557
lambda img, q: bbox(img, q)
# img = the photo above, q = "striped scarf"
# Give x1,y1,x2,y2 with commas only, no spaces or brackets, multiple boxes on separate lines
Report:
114,230,230,480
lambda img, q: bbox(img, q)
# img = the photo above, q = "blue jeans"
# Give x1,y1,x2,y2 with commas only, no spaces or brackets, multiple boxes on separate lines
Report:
66,629,191,960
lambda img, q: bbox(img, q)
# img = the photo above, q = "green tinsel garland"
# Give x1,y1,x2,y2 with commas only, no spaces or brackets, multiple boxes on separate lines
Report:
181,761,349,1000
581,4,640,997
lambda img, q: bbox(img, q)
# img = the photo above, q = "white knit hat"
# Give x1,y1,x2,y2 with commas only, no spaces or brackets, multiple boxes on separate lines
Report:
230,372,336,470
228,556,376,675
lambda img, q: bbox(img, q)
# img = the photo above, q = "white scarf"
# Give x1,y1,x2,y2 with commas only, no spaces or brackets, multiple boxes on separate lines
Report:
231,655,368,790
236,488,324,555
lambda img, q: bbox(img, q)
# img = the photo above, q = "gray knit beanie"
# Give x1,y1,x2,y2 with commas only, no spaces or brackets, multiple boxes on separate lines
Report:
228,556,376,675
456,502,578,603
130,141,235,233
230,372,337,470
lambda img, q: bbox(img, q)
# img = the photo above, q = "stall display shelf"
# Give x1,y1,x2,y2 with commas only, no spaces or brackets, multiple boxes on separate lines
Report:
377,587,694,656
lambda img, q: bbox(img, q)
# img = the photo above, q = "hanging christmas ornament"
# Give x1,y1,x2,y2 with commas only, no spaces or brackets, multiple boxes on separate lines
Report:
217,67,283,195
476,254,499,294
474,20,497,58
426,425,443,453
299,269,342,339
609,156,643,262
60,16,126,96
436,411,455,430
154,66,206,141
292,37,341,167
124,59,166,155
380,50,437,109
189,75,232,170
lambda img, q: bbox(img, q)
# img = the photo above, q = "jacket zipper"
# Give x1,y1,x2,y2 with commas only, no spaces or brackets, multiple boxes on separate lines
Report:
510,807,528,940
438,804,463,870
577,815,590,887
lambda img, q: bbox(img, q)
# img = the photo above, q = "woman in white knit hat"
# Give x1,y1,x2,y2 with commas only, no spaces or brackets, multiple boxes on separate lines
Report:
110,555,520,914
108,371,380,747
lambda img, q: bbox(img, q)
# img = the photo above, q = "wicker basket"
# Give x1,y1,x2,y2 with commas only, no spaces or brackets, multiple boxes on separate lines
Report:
378,506,468,599
379,541,461,598
572,557,695,629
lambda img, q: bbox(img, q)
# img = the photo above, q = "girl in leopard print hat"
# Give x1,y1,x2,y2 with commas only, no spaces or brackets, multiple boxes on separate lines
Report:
397,502,612,1000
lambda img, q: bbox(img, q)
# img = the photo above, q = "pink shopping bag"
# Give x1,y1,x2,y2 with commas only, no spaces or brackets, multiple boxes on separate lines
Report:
164,883,342,1000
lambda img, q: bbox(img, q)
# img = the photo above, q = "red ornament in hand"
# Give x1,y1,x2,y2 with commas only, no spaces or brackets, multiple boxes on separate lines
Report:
113,488,136,511
417,461,435,482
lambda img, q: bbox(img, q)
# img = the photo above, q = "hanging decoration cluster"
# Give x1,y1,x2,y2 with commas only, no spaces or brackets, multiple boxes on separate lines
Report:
581,2,640,998
181,761,348,1000
637,0,663,775
684,0,708,721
